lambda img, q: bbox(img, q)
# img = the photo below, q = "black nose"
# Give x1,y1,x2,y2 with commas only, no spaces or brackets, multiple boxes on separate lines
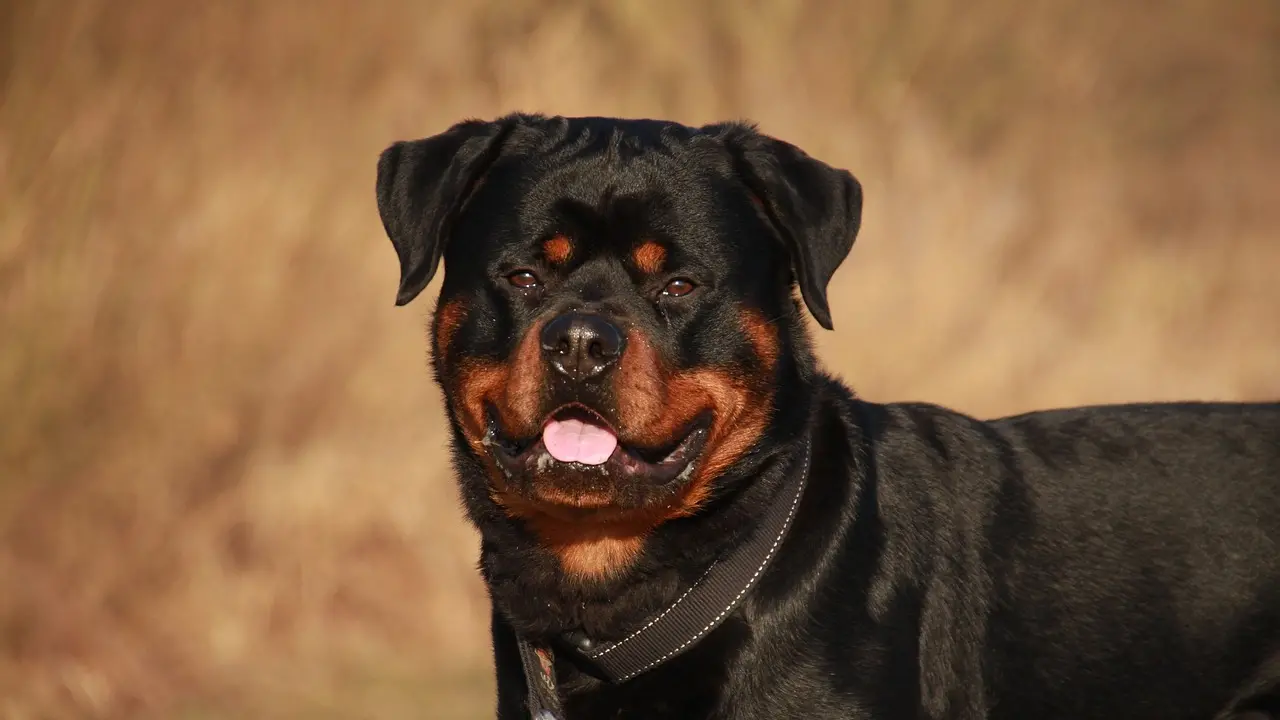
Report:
540,312,625,382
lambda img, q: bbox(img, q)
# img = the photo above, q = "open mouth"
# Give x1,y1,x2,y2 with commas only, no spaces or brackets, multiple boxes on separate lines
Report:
485,403,711,489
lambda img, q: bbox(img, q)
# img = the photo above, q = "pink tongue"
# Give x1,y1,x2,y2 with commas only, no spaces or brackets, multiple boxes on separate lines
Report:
542,418,619,465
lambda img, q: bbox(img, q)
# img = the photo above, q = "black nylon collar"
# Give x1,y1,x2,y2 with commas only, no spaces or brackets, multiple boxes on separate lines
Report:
517,439,813,718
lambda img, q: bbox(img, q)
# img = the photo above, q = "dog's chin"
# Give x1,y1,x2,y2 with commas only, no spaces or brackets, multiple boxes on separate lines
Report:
483,404,712,517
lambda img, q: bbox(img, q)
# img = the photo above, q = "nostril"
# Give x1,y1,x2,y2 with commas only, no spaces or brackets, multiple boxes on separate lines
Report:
594,325,623,360
604,335,623,359
557,339,571,355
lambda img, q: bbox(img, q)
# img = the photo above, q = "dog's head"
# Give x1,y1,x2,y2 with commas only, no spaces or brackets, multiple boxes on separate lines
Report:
377,114,861,581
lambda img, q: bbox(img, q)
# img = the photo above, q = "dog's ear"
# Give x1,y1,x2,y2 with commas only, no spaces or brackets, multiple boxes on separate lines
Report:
727,129,862,330
376,119,512,306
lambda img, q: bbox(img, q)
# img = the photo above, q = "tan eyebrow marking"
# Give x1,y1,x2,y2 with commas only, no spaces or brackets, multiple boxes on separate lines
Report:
543,235,573,265
632,240,666,274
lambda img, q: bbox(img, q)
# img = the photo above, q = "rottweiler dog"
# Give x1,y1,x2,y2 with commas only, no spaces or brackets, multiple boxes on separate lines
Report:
375,113,1280,719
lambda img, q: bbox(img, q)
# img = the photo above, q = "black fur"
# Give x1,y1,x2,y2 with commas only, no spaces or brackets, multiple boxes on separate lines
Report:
377,113,1280,719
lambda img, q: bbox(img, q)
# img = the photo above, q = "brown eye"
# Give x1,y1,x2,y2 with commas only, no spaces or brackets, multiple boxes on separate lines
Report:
508,270,540,289
662,278,696,298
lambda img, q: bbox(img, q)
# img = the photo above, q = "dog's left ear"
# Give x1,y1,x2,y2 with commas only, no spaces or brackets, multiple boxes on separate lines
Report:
376,118,513,306
727,129,862,331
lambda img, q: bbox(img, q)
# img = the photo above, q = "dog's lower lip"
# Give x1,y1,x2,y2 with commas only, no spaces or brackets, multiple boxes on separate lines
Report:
650,425,710,484
646,417,712,467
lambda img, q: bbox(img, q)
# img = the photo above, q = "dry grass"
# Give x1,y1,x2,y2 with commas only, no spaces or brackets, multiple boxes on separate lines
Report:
1,1,1278,717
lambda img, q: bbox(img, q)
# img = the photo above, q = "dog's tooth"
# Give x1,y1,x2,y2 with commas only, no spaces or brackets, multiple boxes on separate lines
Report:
535,451,555,472
676,462,696,482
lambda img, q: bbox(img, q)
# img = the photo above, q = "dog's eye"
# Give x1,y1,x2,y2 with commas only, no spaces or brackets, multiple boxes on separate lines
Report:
507,270,541,289
661,278,696,298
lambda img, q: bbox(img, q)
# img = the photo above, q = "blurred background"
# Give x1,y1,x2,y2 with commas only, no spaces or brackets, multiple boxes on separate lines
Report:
2,1,1279,717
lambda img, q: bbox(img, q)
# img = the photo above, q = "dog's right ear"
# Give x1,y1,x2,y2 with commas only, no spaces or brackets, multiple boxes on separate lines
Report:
376,119,512,306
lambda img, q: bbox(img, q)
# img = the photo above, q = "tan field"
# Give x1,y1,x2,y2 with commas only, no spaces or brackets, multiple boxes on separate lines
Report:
2,1,1278,717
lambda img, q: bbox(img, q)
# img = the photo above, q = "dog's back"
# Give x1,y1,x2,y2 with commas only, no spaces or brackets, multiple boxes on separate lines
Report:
866,399,1280,718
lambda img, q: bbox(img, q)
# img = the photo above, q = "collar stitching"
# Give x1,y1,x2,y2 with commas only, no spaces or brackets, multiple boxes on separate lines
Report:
585,561,718,659
615,446,810,681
